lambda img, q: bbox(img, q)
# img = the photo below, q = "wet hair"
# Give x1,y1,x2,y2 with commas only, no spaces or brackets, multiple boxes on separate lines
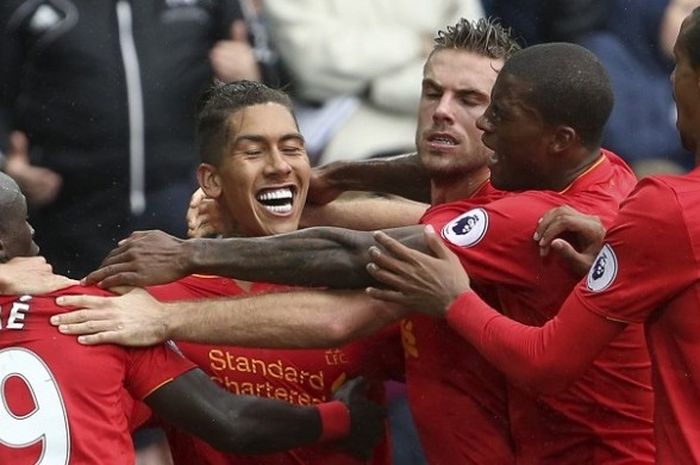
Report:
501,42,613,148
196,80,296,165
432,17,521,61
678,7,700,69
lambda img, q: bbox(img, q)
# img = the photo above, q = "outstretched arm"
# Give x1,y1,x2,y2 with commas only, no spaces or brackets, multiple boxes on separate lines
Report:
301,194,428,231
84,225,427,289
308,153,431,205
147,371,384,459
366,228,626,395
52,288,407,348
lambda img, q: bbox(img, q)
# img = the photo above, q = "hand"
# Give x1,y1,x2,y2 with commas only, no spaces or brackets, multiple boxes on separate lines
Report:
187,188,225,238
365,225,471,317
51,288,169,346
5,131,62,206
210,20,261,82
307,163,344,205
0,256,78,294
84,230,191,288
333,377,386,461
533,205,605,277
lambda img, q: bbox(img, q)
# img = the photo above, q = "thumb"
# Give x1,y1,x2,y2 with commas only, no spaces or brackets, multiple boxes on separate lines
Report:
8,131,29,160
231,20,248,42
424,224,449,259
550,239,587,272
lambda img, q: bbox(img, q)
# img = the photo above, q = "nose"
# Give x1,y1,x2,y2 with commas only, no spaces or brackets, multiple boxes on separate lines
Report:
476,110,493,133
264,148,293,177
432,95,455,125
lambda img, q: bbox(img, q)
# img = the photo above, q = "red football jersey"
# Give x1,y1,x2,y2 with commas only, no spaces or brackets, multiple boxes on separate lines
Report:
148,275,403,465
410,151,654,464
573,169,700,464
0,285,195,465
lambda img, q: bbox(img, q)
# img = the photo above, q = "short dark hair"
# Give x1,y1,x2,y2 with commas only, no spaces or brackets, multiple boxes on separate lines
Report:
432,17,521,61
678,7,700,69
501,42,613,148
196,80,295,165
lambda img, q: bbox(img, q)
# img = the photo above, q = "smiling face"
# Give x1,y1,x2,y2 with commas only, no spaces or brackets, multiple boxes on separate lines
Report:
199,103,310,237
416,49,503,181
476,72,553,191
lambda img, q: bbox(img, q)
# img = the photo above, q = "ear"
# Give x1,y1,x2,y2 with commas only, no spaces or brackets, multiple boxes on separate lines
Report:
197,163,223,199
0,239,8,263
548,125,577,154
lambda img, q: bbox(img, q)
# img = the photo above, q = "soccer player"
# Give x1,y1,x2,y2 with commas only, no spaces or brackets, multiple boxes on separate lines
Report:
55,40,655,465
362,8,700,465
56,19,523,465
147,79,402,465
0,173,384,464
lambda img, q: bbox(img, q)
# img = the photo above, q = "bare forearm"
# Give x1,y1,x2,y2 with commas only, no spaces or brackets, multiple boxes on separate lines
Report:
188,225,426,288
148,370,321,453
165,290,404,348
321,153,431,203
301,195,428,230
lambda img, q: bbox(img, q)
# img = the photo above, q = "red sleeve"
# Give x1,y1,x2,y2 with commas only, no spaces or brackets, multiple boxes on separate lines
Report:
124,341,196,400
444,291,625,394
574,177,699,324
422,195,561,289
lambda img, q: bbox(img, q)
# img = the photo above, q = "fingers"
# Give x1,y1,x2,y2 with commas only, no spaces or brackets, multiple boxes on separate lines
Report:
423,225,451,259
98,272,144,289
367,247,405,278
231,19,247,42
365,286,408,305
75,331,123,345
57,319,117,337
55,294,111,311
8,130,29,159
550,239,593,276
372,231,416,262
84,263,134,286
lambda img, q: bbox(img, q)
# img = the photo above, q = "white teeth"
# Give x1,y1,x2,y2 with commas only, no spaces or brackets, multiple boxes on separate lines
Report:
433,137,457,145
263,204,293,214
256,188,293,202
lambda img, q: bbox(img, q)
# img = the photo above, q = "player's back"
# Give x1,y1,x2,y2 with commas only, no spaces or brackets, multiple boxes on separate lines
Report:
0,285,141,465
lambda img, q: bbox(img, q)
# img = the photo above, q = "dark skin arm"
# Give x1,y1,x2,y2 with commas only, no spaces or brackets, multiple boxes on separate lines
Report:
85,225,428,289
146,370,384,459
308,152,431,205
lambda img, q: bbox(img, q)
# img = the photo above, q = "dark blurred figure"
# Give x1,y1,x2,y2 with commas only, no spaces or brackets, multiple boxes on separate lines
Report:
0,0,286,277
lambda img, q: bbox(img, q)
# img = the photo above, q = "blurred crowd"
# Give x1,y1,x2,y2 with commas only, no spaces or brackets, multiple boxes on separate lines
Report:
1,1,696,464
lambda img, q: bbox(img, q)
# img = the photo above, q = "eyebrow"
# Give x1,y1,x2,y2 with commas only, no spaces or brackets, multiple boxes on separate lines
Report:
233,133,306,145
422,78,489,100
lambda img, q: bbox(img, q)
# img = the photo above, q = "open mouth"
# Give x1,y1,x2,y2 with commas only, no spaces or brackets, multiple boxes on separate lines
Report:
255,186,296,215
427,133,459,146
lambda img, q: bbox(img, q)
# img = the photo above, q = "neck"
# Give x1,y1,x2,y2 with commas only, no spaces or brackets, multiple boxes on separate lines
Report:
430,165,491,205
545,148,602,192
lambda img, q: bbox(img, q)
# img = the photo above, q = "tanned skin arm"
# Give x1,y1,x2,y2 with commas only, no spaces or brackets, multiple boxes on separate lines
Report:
52,288,408,348
300,194,428,230
310,152,431,204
